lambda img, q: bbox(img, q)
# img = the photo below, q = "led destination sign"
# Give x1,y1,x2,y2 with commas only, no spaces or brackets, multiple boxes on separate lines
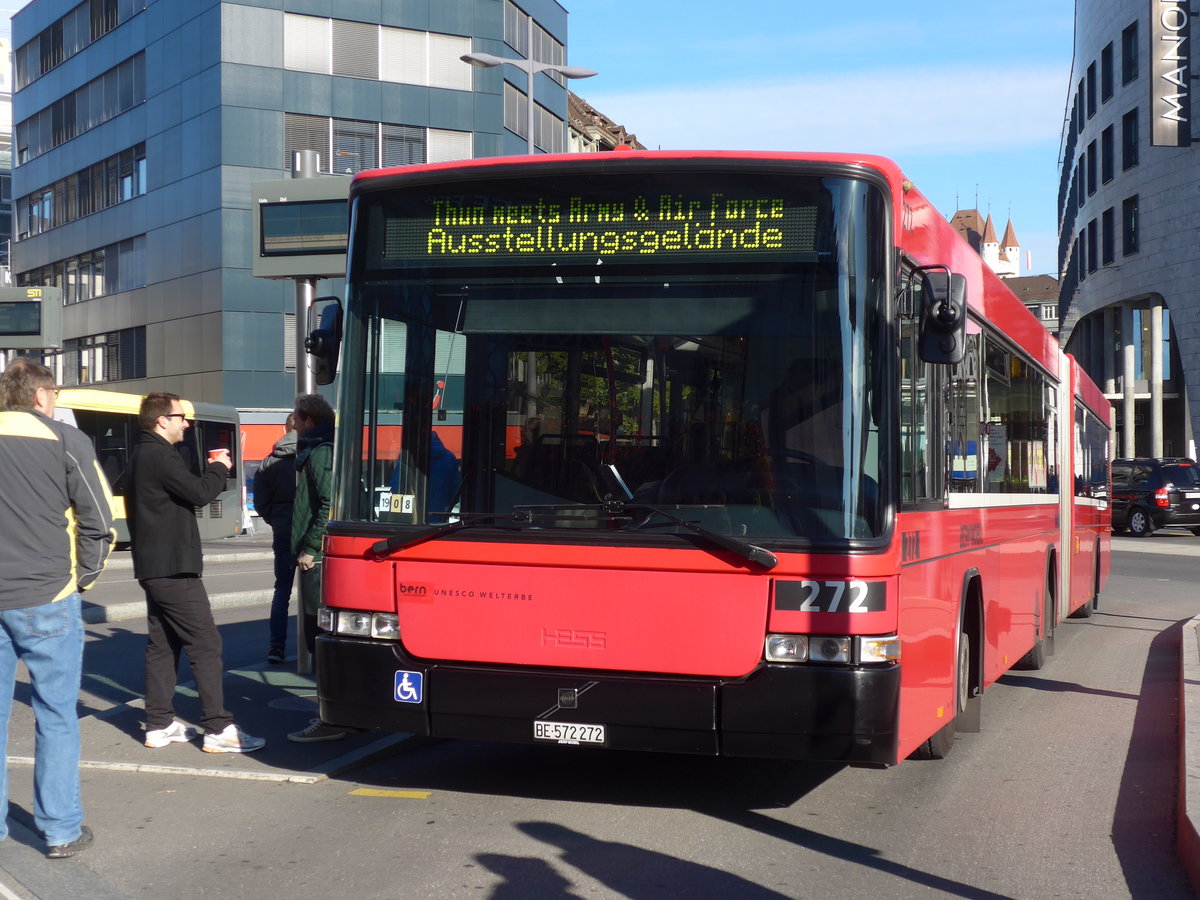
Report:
384,189,819,265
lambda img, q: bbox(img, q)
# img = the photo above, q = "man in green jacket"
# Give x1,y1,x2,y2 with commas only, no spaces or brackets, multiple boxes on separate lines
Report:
288,393,346,743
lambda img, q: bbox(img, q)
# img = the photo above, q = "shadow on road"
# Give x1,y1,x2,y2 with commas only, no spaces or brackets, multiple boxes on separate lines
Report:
1110,616,1193,898
350,735,842,811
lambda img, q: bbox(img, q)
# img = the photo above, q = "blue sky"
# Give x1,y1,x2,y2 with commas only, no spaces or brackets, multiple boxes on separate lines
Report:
565,1,1077,277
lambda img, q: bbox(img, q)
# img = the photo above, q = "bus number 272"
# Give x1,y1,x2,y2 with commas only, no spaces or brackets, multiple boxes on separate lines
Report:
775,580,885,613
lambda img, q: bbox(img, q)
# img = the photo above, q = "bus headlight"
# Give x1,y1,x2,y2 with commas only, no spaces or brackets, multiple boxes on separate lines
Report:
765,634,808,662
319,607,402,641
809,636,851,664
857,634,900,663
371,613,400,640
336,611,373,636
765,633,900,664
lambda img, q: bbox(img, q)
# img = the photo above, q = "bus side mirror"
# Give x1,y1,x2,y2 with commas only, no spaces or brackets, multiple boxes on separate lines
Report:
305,297,343,386
918,271,967,365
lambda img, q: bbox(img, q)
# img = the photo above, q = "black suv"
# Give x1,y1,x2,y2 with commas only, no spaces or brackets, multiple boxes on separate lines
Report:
1111,457,1200,536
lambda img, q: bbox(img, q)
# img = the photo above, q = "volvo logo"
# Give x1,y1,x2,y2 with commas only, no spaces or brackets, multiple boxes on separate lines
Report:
557,688,578,709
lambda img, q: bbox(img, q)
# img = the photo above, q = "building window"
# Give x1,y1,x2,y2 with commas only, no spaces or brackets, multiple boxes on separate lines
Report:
504,1,566,81
16,235,146,304
503,83,566,153
1122,22,1138,84
282,14,471,91
382,124,426,168
1086,140,1097,195
1086,62,1097,118
332,19,378,79
1131,309,1174,381
1101,207,1115,265
1076,154,1085,209
1101,42,1114,102
1101,126,1114,183
283,313,296,372
44,326,146,386
15,53,145,164
14,0,147,90
284,113,469,173
1122,195,1139,256
333,118,378,173
1041,304,1057,321
504,0,530,55
1077,79,1086,134
1122,109,1139,170
16,144,147,239
1077,227,1087,282
283,13,329,72
1086,218,1098,272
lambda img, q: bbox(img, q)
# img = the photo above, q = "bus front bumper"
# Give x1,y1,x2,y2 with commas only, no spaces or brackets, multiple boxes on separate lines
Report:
315,634,901,766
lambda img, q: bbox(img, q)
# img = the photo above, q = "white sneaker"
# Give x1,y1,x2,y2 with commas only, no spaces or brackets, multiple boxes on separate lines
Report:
202,724,266,754
144,720,197,749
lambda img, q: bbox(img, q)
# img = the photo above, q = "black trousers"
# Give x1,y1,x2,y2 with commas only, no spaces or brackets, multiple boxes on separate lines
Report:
140,575,233,734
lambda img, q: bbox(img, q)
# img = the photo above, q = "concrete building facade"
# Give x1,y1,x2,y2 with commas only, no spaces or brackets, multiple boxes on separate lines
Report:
1058,0,1195,459
10,0,573,408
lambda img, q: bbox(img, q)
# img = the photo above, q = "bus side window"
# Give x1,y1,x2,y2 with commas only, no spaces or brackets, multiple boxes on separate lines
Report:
78,411,133,495
900,268,944,504
193,419,239,480
946,331,983,493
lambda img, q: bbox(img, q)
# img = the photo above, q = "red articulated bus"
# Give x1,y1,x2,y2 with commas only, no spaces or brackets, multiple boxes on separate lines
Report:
306,151,1112,766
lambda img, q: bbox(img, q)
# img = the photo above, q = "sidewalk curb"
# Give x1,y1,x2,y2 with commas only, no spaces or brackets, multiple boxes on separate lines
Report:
1178,616,1200,894
82,589,271,625
102,550,275,572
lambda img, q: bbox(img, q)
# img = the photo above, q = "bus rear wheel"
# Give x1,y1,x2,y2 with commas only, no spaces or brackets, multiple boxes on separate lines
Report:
1015,565,1056,669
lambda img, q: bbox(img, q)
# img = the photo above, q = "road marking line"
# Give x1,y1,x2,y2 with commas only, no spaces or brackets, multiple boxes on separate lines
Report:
349,788,431,799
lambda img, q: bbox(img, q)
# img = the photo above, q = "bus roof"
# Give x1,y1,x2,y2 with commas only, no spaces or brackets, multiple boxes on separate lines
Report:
56,388,237,422
351,149,907,196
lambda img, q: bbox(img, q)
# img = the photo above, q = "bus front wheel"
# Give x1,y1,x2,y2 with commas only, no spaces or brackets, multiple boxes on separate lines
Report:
914,630,969,760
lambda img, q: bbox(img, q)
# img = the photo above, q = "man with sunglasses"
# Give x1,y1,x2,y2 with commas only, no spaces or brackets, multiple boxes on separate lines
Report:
127,392,264,754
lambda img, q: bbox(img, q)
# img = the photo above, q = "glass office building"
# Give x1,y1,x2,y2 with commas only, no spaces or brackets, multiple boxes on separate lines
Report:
10,0,572,408
1058,1,1197,458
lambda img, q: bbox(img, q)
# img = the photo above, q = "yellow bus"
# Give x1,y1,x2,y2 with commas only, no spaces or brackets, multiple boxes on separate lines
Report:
53,389,244,543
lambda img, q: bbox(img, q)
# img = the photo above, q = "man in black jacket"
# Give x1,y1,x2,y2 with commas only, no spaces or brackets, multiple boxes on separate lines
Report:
127,392,264,754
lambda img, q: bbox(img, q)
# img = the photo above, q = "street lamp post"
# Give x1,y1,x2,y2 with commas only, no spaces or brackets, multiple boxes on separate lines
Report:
460,19,596,422
460,17,596,155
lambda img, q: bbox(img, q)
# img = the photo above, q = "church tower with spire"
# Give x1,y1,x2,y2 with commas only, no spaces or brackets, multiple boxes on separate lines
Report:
998,220,1021,278
948,209,1023,278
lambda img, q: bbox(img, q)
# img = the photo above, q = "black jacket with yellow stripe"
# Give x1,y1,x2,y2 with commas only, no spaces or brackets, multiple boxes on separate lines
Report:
0,408,116,609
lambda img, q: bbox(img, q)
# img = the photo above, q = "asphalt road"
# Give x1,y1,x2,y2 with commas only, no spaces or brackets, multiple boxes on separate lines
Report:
0,532,1194,898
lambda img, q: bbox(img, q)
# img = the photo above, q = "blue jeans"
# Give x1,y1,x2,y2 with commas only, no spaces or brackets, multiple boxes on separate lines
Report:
0,594,84,845
269,525,296,651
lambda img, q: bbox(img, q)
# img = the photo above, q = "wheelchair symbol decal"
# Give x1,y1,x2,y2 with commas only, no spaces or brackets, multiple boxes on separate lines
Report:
394,670,423,704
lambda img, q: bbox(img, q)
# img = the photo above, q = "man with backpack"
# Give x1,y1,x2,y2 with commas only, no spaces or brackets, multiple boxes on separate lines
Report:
252,415,297,664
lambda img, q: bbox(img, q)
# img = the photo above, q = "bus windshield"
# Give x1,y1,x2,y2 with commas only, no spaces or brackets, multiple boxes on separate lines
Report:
337,169,890,545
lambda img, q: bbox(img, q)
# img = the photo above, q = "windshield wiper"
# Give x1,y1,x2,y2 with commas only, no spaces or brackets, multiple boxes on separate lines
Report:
369,511,534,558
372,503,778,570
513,500,777,570
618,501,778,570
